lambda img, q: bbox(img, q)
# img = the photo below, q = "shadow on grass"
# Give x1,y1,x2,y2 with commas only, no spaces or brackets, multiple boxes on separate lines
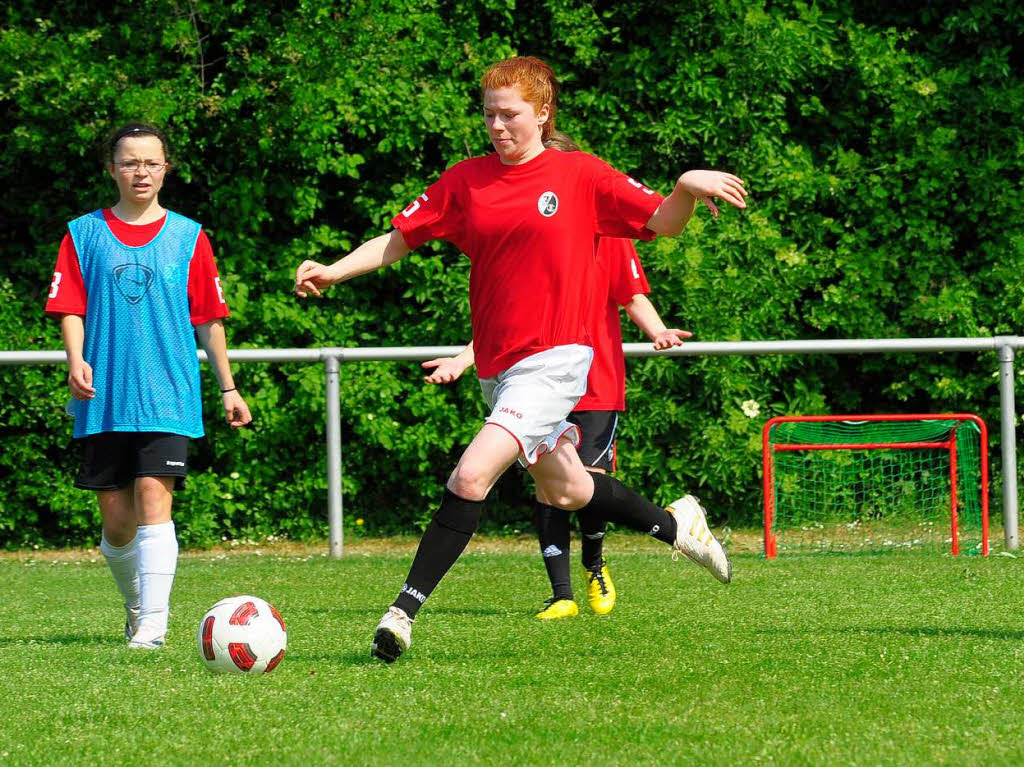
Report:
303,606,504,618
851,626,1024,641
757,625,1024,641
0,634,121,646
288,651,381,666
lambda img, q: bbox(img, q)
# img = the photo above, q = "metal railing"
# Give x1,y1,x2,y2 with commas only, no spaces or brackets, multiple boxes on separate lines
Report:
3,335,1021,557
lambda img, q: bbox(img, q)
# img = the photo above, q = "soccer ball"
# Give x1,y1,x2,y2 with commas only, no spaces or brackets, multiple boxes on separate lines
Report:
197,595,287,674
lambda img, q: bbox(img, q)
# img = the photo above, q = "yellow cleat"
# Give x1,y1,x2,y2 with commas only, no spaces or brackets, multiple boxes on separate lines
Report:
535,598,579,620
583,561,616,615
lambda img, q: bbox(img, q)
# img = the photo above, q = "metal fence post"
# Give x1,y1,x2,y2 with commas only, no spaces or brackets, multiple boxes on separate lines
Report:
998,342,1019,550
324,351,344,558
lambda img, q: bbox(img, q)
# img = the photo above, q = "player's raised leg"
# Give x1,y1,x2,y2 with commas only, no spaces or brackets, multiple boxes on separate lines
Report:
530,439,731,584
372,424,520,662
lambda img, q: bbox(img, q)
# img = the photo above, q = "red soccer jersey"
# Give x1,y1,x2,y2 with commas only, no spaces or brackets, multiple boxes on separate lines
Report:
392,150,664,378
576,238,650,412
45,208,229,325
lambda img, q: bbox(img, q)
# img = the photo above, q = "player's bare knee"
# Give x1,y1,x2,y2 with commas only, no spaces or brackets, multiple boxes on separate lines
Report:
134,477,174,523
543,481,589,511
446,466,491,502
136,476,169,497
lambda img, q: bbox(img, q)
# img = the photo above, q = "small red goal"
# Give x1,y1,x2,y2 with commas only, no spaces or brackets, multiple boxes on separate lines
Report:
762,414,989,558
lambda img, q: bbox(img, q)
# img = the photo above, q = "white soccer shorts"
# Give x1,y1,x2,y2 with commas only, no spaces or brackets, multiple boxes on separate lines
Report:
479,344,593,466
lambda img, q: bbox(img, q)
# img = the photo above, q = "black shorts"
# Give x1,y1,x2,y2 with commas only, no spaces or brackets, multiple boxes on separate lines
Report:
74,432,188,491
567,410,619,472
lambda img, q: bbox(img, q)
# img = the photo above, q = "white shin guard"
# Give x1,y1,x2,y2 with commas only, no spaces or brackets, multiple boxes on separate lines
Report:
136,520,179,636
100,533,140,609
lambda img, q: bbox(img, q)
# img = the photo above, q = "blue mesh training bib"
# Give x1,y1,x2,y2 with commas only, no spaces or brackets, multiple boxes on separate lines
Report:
67,209,204,438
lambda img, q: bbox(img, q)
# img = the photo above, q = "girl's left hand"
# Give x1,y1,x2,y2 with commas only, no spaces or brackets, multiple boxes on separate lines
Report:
678,170,748,217
222,390,253,427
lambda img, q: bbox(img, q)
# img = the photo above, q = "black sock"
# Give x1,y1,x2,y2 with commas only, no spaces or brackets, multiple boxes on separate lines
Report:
578,508,607,572
392,489,483,619
534,502,573,601
580,473,677,546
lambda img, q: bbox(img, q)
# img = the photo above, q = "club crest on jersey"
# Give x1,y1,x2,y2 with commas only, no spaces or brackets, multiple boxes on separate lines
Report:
112,263,154,304
537,191,559,217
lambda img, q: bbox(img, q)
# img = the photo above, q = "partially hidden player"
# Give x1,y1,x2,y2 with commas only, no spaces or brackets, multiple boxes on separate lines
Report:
421,131,692,620
45,123,252,649
295,56,746,662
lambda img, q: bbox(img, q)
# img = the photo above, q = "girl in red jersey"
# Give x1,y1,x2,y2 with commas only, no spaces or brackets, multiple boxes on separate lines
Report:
421,132,693,621
46,123,252,649
295,57,747,663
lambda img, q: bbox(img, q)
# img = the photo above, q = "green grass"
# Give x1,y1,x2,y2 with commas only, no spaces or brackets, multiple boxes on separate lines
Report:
2,536,1024,766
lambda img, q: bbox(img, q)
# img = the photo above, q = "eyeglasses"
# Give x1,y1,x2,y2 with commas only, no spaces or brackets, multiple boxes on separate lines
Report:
116,161,167,174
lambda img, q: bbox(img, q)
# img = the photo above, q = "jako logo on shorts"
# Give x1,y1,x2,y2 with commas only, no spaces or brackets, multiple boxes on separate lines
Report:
537,191,558,217
499,406,523,419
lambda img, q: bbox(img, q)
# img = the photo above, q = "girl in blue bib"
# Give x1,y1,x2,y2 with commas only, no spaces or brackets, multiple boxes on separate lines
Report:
45,123,252,649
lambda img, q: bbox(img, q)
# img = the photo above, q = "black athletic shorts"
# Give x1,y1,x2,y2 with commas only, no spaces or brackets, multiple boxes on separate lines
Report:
567,410,619,472
74,432,188,491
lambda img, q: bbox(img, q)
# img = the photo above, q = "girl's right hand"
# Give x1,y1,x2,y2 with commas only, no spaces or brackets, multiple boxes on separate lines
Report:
422,357,468,384
294,260,341,298
68,359,96,400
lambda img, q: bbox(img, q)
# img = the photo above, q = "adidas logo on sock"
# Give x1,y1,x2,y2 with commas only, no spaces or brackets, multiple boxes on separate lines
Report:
541,545,563,558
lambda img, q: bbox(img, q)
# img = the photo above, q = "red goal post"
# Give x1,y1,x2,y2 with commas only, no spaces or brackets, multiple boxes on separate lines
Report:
762,414,989,558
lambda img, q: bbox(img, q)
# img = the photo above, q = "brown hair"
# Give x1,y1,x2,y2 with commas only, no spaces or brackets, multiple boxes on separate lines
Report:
480,56,559,141
105,123,170,164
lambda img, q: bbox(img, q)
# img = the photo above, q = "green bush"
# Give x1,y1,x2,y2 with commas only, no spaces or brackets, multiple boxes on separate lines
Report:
2,0,1021,547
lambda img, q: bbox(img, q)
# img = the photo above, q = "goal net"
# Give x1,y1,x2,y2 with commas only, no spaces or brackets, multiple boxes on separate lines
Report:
762,414,989,557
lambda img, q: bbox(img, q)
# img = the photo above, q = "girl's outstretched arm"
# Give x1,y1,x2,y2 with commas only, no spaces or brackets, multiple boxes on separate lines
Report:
295,229,411,298
646,170,748,236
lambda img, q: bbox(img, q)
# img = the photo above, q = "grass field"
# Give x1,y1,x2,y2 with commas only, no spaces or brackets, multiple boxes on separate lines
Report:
2,534,1024,766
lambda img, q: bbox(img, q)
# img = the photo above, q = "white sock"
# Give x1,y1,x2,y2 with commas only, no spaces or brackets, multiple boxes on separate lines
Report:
100,533,139,609
136,520,178,637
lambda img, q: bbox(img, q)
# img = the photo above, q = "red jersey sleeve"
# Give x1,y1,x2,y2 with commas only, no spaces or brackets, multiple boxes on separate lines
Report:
188,230,230,325
603,239,651,307
591,158,665,242
44,234,87,317
390,168,462,250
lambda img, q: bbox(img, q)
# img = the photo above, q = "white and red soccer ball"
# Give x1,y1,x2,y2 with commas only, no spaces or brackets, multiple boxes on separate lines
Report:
197,595,287,674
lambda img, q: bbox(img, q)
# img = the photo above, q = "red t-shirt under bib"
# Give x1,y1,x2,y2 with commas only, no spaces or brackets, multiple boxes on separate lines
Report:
45,208,229,325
